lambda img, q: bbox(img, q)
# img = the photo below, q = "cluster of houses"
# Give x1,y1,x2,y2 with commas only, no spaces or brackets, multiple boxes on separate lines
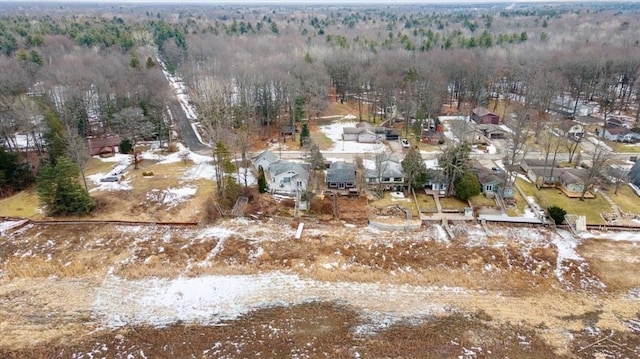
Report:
520,158,590,197
597,117,640,143
341,122,400,143
252,149,408,195
251,147,521,203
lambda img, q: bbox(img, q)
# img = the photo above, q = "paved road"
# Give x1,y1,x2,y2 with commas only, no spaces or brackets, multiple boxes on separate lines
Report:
169,100,208,153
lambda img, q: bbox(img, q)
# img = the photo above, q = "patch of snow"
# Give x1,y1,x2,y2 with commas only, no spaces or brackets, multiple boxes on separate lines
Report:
586,136,613,152
95,153,131,163
486,144,497,154
424,158,440,169
320,121,388,153
93,272,458,329
182,162,216,180
390,192,405,199
579,231,640,242
146,186,197,208
0,220,28,234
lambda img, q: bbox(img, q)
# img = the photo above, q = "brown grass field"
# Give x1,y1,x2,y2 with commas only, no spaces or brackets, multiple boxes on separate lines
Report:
0,218,639,358
1,101,639,358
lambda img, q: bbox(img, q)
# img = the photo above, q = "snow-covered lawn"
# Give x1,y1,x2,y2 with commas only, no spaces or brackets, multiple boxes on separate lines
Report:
88,142,255,192
146,186,198,208
320,119,388,153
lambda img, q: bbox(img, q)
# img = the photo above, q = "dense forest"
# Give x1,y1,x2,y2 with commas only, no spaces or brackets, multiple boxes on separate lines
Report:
1,1,640,202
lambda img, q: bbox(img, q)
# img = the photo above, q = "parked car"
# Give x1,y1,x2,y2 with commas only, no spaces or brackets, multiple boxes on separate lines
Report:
100,175,119,182
400,138,410,148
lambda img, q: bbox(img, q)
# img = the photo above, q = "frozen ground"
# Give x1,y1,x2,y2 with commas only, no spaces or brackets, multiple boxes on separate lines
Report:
320,118,388,153
94,271,452,329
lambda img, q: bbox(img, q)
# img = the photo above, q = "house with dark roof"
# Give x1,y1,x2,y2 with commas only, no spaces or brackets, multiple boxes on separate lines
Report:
365,153,406,191
557,120,585,140
88,135,121,156
598,126,633,142
472,163,514,198
558,169,587,196
475,123,508,139
520,158,553,173
421,129,445,145
471,107,500,124
326,161,357,190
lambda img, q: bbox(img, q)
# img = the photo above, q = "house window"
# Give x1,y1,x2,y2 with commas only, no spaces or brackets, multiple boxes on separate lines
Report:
382,177,391,182
485,184,493,191
283,177,291,183
296,180,303,187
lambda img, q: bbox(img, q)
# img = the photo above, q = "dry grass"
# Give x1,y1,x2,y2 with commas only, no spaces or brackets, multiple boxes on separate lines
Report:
369,192,419,216
84,157,117,176
516,178,610,224
606,184,640,215
469,194,496,207
87,158,215,223
439,196,469,209
2,221,639,358
320,101,362,117
579,238,640,292
0,186,42,218
415,192,437,212
609,142,640,153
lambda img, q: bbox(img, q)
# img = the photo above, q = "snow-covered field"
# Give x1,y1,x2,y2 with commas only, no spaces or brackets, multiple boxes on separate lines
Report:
94,271,452,329
88,142,255,197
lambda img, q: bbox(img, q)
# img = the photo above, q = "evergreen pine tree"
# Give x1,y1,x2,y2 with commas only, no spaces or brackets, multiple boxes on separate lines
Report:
37,157,95,215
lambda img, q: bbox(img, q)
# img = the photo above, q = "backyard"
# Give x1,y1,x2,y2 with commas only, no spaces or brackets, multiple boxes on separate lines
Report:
516,179,611,224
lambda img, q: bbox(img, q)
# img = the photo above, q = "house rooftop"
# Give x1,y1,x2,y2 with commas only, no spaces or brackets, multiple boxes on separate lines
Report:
472,107,497,117
558,119,582,132
326,161,356,183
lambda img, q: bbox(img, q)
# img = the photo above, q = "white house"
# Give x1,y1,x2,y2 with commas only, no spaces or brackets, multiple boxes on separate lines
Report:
599,126,631,142
268,160,309,195
342,122,379,143
252,150,278,171
557,120,585,140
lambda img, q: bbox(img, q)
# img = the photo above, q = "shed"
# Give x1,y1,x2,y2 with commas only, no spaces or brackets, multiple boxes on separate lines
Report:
471,107,500,124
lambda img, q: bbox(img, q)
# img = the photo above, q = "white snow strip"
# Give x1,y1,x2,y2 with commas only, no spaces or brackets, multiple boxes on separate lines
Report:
93,272,459,329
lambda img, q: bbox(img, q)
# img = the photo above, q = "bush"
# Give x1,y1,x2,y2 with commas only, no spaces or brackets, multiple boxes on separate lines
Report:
120,138,132,154
548,206,567,225
454,172,481,201
167,142,179,153
142,171,154,177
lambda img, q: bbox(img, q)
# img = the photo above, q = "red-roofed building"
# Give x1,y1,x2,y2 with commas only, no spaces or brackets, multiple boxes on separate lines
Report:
471,107,500,124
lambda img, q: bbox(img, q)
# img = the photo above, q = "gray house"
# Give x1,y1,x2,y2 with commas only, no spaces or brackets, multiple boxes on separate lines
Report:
474,164,514,198
365,153,406,191
252,150,278,171
326,161,357,189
